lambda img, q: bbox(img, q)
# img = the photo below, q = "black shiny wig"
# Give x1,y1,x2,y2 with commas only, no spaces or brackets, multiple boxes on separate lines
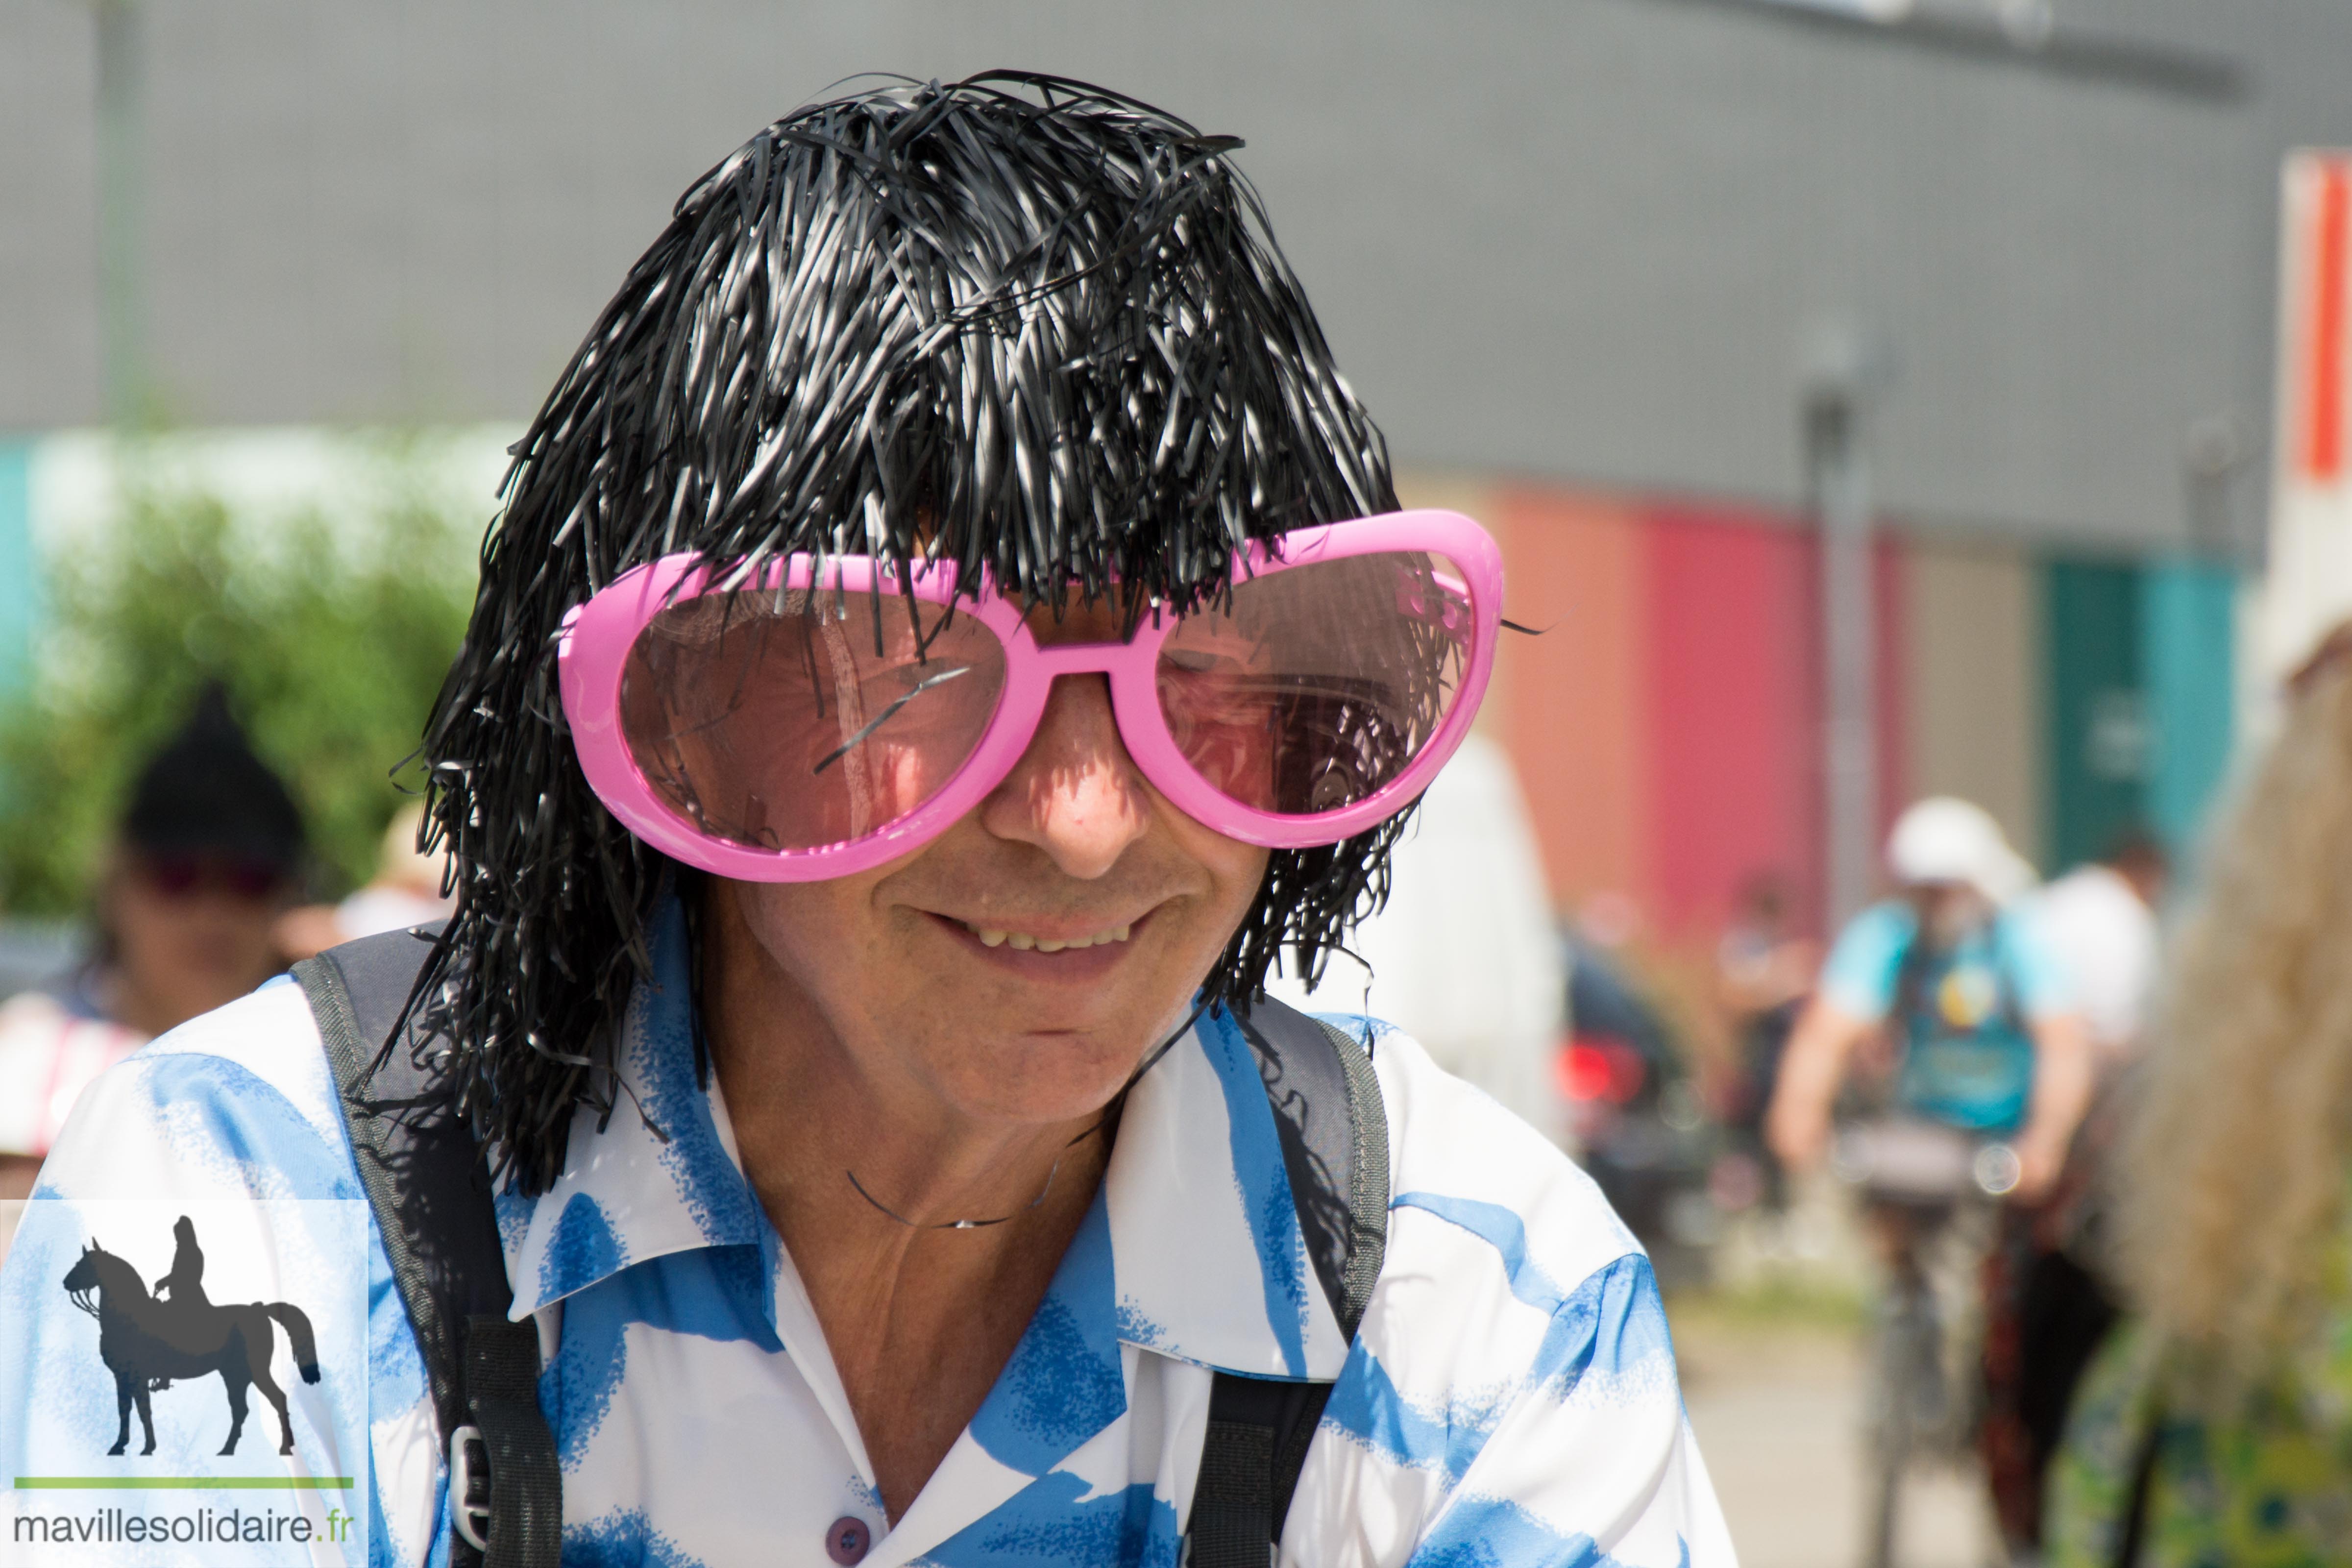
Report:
416,74,1407,1194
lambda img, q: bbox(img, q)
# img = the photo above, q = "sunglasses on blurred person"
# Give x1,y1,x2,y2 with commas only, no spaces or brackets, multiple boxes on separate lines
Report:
132,852,293,902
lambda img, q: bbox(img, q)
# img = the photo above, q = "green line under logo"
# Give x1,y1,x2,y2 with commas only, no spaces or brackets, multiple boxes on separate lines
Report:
13,1477,354,1490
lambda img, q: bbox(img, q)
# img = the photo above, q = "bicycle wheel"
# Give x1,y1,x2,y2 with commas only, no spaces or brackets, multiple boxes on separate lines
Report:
1862,1273,1939,1568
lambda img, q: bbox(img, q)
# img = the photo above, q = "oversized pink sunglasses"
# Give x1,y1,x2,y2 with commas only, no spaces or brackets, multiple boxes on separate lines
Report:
557,509,1502,881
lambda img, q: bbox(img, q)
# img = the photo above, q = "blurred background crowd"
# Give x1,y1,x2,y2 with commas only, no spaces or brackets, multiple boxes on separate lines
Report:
7,1,2352,1563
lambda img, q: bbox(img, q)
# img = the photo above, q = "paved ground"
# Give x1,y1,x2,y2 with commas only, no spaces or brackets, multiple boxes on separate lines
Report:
1674,1297,1997,1568
1669,1171,2010,1568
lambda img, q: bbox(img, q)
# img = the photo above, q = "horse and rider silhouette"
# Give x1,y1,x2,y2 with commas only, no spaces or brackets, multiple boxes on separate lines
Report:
60,1216,321,1457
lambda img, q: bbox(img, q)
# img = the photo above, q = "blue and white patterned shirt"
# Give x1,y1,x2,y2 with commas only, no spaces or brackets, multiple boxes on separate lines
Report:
3,900,1734,1567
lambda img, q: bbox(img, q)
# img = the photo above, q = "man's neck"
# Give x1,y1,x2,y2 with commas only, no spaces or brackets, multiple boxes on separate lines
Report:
698,891,1116,1521
700,903,1113,1240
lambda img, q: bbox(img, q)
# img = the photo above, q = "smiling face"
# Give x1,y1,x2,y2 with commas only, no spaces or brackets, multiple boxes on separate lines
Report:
708,598,1271,1129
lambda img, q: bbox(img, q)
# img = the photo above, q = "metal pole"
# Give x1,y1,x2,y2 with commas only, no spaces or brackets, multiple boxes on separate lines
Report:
2182,410,2254,565
1810,380,1877,930
95,0,145,426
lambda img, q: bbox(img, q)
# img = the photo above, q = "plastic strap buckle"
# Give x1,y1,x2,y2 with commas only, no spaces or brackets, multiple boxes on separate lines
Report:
448,1422,492,1552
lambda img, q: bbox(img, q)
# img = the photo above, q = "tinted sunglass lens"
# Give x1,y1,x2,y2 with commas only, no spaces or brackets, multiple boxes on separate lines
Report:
1156,551,1471,816
224,861,287,899
140,855,285,899
619,591,1007,851
144,856,204,897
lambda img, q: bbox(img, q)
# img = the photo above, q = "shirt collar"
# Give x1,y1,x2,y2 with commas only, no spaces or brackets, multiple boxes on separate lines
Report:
497,897,766,1316
501,896,1352,1381
1102,1004,1352,1378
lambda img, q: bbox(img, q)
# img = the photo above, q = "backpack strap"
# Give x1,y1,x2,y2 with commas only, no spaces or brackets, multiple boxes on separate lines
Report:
1891,919,1935,1045
1891,913,2039,1064
1187,997,1390,1566
294,929,562,1568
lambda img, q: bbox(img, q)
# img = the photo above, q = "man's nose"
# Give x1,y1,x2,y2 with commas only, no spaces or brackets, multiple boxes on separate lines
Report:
978,673,1152,879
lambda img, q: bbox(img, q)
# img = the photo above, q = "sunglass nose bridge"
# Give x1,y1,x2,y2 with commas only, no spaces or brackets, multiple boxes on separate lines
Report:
1025,637,1150,678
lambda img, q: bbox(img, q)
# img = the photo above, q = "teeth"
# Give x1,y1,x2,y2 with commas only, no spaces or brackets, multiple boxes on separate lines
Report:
961,921,1133,952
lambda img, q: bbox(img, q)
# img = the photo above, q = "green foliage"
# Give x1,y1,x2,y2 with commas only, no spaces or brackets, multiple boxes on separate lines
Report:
0,444,481,914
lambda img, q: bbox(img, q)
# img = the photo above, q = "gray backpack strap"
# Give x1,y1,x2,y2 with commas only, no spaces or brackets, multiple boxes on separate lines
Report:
1188,997,1390,1566
294,928,562,1568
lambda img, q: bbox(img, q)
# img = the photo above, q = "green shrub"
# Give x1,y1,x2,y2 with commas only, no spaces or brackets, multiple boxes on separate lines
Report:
0,441,483,913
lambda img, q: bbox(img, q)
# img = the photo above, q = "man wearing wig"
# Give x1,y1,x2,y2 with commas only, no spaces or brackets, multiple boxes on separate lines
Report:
1,78,1731,1566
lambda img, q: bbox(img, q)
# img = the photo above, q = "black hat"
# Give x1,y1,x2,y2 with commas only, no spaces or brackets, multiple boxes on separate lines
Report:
122,685,306,871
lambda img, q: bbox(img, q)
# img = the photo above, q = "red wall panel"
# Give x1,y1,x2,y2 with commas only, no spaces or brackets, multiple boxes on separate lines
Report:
1644,509,1824,940
1490,479,1913,947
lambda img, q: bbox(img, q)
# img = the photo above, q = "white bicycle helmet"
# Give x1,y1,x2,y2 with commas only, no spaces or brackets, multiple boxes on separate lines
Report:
1885,796,2036,904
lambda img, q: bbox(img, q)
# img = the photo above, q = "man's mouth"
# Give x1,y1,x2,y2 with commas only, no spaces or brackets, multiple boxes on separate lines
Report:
954,919,1134,953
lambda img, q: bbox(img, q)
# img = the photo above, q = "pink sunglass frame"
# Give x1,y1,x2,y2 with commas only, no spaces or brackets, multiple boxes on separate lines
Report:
557,508,1503,881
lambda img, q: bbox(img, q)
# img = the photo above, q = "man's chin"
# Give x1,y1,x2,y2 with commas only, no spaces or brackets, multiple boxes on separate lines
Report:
936,1028,1158,1123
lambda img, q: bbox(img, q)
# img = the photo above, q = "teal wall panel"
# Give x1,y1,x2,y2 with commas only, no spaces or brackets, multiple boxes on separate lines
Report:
2143,558,2237,859
2044,560,2147,872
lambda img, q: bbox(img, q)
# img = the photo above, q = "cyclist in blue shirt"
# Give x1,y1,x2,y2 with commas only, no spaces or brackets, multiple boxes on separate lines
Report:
1767,797,2093,1204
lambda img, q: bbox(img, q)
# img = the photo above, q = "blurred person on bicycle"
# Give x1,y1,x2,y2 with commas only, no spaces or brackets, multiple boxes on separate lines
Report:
1764,796,2092,1207
1765,795,2092,1565
0,685,303,1200
2044,626,2352,1567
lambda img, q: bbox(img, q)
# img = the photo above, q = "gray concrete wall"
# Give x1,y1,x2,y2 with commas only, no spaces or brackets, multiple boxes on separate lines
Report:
5,0,2350,548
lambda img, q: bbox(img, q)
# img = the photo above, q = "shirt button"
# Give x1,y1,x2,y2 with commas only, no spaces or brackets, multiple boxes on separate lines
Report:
825,1516,872,1565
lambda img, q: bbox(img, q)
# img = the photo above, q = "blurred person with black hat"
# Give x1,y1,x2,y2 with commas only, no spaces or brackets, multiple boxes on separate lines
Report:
0,685,304,1198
